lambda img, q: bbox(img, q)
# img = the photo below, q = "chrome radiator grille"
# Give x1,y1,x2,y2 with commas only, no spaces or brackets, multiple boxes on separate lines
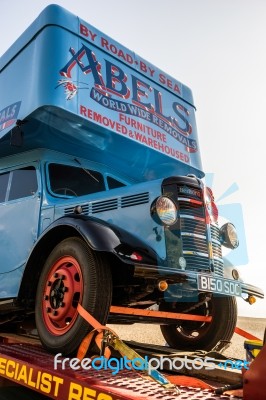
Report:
178,192,224,277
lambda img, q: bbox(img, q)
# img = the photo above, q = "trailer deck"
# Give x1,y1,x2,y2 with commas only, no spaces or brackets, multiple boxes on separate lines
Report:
0,333,243,400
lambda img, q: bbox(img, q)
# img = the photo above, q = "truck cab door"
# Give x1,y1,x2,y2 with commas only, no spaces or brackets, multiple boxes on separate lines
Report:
0,166,41,298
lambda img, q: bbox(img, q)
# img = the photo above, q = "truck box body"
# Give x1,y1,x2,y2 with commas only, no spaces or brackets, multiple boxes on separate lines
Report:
0,5,263,355
0,5,202,180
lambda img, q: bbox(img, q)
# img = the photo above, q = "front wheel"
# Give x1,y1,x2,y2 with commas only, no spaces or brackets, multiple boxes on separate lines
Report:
160,296,237,351
35,237,112,355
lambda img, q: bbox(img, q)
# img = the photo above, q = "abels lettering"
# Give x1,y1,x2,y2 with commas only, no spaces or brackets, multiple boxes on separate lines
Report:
60,44,192,136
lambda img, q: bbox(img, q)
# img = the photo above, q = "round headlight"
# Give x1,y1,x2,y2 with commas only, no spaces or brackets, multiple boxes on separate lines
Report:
220,223,239,249
155,196,178,226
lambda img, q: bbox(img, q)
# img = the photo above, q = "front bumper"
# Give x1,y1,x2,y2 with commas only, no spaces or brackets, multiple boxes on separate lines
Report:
134,264,264,300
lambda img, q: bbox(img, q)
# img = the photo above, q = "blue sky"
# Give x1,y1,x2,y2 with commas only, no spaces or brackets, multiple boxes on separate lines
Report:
1,0,266,316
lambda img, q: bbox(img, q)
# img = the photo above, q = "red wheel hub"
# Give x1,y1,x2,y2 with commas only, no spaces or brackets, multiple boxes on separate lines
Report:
42,256,84,335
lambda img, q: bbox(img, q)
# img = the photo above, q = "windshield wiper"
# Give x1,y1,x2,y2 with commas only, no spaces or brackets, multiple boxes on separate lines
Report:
74,158,99,183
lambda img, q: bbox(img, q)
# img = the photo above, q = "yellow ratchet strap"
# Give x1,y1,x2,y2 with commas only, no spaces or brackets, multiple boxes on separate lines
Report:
77,304,179,394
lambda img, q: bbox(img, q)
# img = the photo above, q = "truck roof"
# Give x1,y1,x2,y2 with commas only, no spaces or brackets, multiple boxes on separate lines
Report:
0,5,204,180
0,5,194,105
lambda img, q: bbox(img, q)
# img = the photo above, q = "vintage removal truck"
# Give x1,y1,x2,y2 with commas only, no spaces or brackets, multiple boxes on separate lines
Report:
0,5,263,354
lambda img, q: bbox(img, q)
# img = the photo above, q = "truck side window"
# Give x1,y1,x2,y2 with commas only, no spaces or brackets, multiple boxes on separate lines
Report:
8,167,38,201
107,176,126,189
48,164,105,197
0,172,9,202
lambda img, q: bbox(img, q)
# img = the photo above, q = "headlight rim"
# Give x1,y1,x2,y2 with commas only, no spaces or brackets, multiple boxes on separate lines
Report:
151,195,178,227
220,222,239,249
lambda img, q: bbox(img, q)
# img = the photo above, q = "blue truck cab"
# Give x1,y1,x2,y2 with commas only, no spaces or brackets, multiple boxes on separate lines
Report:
0,5,263,354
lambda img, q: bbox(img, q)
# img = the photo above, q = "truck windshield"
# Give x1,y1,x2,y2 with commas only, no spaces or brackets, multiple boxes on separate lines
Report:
48,163,105,197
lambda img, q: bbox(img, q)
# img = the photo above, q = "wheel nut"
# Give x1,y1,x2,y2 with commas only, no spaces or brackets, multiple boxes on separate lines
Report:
46,307,51,313
62,287,68,293
53,273,58,278
53,310,58,316
59,302,65,307
43,295,48,300
60,274,65,280
47,281,52,286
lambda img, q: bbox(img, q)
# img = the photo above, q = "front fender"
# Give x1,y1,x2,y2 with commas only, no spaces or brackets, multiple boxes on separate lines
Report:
38,215,159,265
18,215,159,302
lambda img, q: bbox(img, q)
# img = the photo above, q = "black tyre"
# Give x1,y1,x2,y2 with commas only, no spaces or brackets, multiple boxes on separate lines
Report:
160,296,237,351
35,237,112,355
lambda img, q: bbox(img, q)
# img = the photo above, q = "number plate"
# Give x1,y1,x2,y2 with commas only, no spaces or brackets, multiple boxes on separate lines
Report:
197,274,242,297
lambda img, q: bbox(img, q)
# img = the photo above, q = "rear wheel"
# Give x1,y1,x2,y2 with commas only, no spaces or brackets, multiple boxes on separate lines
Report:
35,237,112,355
160,296,237,351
